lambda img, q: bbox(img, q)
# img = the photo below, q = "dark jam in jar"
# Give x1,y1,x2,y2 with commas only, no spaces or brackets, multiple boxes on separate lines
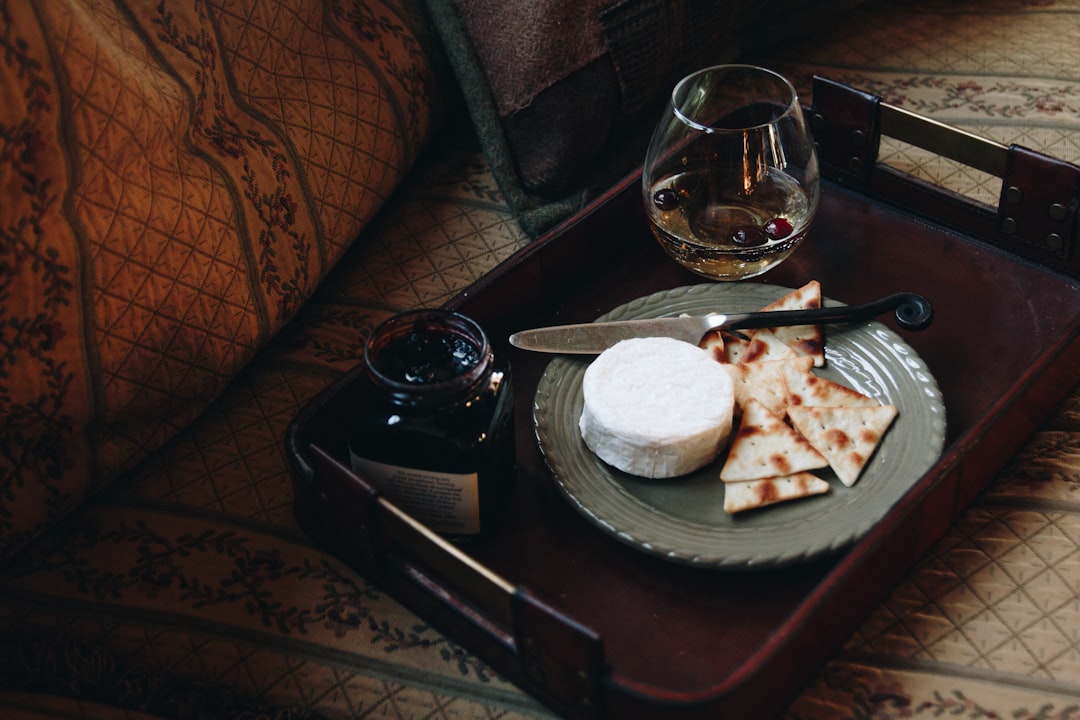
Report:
348,310,514,538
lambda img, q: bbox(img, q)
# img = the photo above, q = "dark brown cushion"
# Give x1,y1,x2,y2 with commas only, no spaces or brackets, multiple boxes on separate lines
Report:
425,0,868,234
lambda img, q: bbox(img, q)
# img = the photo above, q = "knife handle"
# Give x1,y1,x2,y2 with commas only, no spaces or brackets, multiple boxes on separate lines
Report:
723,292,933,332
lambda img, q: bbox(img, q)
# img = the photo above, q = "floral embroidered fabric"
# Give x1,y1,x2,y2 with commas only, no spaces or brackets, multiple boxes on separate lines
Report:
1,1,1080,719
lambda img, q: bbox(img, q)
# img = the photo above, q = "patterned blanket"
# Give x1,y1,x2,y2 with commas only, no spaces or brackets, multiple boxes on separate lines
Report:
1,1,1079,719
0,0,440,560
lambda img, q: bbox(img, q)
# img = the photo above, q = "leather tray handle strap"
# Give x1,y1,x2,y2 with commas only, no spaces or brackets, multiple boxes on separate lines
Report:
809,76,1080,279
999,145,1080,262
293,442,606,720
286,77,1080,720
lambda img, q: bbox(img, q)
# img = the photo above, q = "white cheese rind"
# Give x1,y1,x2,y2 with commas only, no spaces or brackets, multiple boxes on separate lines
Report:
579,337,735,478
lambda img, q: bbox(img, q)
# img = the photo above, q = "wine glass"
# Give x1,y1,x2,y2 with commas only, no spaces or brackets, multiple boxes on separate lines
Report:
642,65,819,281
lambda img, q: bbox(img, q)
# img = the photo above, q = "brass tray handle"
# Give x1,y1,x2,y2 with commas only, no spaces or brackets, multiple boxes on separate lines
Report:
809,76,1080,279
286,403,606,719
878,102,1008,178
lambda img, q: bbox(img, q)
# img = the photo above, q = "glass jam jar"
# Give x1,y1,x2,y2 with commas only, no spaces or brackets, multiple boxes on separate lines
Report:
348,309,514,537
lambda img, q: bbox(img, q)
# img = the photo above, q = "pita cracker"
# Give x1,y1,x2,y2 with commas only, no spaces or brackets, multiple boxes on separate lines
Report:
758,280,826,367
719,399,829,482
723,357,812,417
722,331,750,363
759,280,821,313
739,327,797,364
723,472,831,514
782,366,879,408
700,329,756,364
698,328,727,363
787,404,898,487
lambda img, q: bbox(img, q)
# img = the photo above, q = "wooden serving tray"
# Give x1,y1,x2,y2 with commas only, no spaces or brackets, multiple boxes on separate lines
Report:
286,78,1080,718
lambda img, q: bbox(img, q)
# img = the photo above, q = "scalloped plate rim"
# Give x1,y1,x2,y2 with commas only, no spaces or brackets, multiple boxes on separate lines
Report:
532,282,946,570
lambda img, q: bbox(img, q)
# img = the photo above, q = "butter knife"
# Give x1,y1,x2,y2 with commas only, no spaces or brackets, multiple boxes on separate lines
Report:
509,291,932,354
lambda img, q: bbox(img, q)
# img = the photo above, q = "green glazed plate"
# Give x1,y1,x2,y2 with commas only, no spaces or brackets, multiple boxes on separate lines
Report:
532,283,946,569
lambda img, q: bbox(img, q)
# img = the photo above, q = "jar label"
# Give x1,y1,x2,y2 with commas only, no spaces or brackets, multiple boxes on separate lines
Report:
350,453,481,535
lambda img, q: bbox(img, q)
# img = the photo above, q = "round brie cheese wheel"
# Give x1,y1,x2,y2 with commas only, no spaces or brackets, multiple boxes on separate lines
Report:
578,336,735,478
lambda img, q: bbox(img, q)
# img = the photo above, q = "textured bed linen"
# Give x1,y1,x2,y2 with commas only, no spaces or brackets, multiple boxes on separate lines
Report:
0,0,441,562
2,1,1080,719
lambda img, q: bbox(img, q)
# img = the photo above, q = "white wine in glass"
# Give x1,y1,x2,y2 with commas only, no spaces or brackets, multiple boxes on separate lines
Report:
643,65,819,280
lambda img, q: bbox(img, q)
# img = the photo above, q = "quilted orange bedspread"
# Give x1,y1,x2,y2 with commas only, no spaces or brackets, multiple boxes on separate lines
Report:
0,0,441,560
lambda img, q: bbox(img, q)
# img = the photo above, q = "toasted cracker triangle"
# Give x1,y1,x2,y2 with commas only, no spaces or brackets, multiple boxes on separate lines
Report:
719,398,829,482
782,366,880,408
739,327,797,364
758,281,826,367
723,472,831,513
786,404,898,487
699,328,726,363
724,357,813,417
700,329,751,363
723,331,749,363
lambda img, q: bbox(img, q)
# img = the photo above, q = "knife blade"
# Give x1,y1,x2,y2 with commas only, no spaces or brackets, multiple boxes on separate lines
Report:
508,291,932,354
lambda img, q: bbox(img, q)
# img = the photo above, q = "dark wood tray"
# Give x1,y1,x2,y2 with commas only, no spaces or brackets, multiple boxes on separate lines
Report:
286,78,1080,718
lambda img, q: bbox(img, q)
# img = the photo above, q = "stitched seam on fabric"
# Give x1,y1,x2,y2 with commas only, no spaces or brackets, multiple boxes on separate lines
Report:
24,1,107,492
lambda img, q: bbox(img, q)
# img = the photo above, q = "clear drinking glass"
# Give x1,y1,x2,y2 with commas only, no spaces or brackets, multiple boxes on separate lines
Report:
642,65,819,281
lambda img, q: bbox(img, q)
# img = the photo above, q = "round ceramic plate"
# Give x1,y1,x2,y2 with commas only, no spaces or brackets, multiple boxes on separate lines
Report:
532,283,946,569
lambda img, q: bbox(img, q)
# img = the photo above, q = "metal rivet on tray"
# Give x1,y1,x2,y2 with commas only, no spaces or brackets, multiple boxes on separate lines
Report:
1049,203,1068,221
851,130,867,146
1000,217,1018,235
1005,186,1023,205
810,113,825,131
1047,233,1064,250
576,670,592,707
848,156,863,173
